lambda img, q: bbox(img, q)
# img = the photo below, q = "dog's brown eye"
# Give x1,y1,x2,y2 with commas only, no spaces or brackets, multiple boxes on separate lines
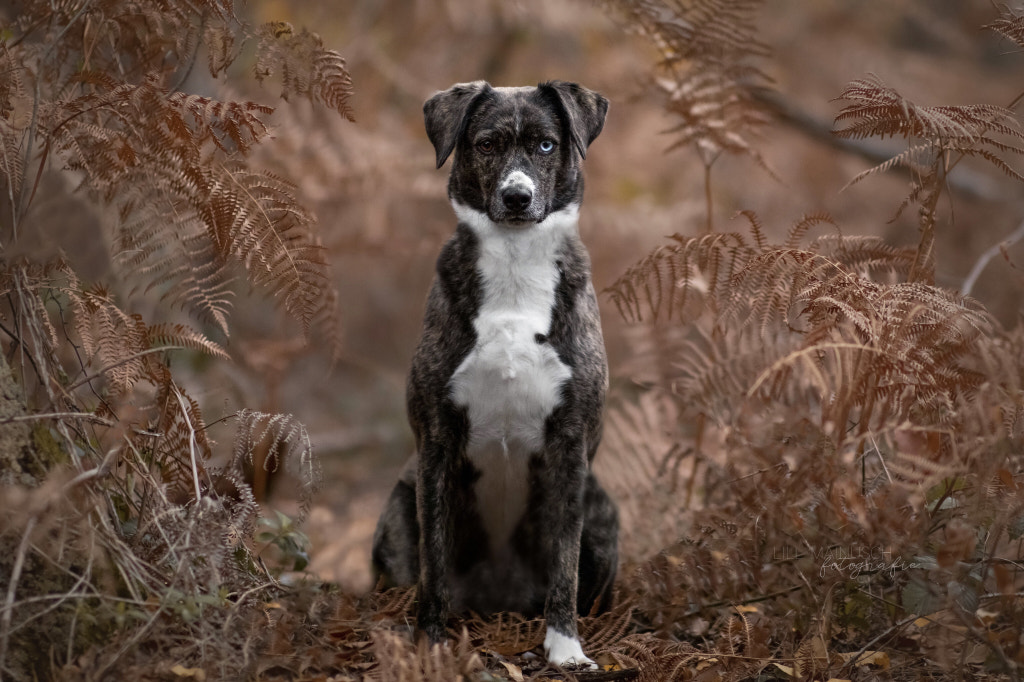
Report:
476,139,495,154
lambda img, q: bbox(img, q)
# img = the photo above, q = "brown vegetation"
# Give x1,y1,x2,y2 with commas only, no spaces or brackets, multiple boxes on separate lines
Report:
2,0,1024,680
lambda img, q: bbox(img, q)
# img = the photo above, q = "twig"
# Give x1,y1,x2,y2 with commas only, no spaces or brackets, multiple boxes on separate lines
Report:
62,448,118,490
683,585,803,618
65,345,185,392
1,546,93,637
0,516,38,677
559,668,640,681
0,411,114,426
961,216,1024,296
172,386,203,503
867,435,892,484
951,601,1020,681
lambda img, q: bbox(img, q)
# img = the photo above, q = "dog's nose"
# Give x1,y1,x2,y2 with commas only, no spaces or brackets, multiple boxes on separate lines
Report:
501,187,532,213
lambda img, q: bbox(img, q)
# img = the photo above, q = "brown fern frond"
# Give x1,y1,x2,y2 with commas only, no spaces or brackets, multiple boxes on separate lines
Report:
368,587,417,622
202,161,332,333
607,0,769,70
810,234,915,278
606,231,754,322
781,211,836,249
986,5,1024,51
68,285,151,395
254,23,355,121
615,215,994,441
605,633,700,682
115,149,333,337
169,92,273,155
0,46,27,209
833,74,1024,185
660,67,774,166
231,409,321,522
581,603,635,650
676,322,805,423
153,380,214,499
604,0,773,170
203,20,238,78
147,322,228,360
467,612,545,657
369,628,483,682
723,611,752,656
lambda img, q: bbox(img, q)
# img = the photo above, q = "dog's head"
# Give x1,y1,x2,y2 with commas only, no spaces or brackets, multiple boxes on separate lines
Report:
424,81,608,226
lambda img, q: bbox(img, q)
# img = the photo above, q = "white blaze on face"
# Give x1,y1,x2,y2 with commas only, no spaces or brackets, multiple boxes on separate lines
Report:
499,169,536,198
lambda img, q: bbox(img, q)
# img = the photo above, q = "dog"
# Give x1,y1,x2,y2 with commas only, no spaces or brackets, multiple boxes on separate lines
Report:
371,80,618,669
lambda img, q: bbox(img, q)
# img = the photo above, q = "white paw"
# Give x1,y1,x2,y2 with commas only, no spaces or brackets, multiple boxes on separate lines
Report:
543,627,597,670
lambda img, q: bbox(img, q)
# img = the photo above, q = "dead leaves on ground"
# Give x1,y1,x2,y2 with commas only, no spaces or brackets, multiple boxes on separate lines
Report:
238,587,921,682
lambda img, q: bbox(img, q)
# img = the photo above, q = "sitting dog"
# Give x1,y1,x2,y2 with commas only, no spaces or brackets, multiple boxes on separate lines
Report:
372,80,618,669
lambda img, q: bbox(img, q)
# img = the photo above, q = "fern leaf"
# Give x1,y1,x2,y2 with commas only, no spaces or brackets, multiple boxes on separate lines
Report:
254,23,355,121
606,231,753,322
986,6,1024,50
833,74,1024,175
231,409,321,522
147,322,229,360
605,0,773,168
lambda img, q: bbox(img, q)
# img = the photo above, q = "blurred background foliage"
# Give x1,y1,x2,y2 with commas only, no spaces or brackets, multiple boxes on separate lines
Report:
4,0,1024,678
218,0,1024,591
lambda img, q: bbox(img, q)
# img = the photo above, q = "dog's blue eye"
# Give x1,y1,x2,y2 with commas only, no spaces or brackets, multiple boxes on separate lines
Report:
538,140,555,154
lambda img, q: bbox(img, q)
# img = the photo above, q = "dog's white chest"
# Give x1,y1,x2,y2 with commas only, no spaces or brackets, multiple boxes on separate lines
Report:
449,204,576,548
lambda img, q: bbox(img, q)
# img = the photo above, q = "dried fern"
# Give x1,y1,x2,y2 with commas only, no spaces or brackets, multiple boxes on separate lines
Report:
254,23,355,121
231,409,321,523
603,0,773,231
0,2,351,676
368,628,483,682
833,74,1024,282
606,230,756,322
986,5,1024,51
611,214,996,446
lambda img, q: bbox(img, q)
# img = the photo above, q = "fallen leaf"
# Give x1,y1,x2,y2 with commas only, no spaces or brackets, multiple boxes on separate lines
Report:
499,660,524,682
838,650,890,670
170,665,206,681
773,662,794,677
975,608,999,625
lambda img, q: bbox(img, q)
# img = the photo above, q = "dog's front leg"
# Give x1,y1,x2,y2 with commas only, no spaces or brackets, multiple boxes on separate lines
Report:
416,435,454,645
541,436,597,669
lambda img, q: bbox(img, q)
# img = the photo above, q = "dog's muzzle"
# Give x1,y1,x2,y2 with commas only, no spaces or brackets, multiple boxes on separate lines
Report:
501,186,533,213
495,170,539,223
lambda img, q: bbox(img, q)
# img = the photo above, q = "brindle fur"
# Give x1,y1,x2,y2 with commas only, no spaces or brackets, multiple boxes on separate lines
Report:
372,81,618,662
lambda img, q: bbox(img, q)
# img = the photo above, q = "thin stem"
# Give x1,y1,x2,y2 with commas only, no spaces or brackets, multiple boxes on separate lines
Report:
961,216,1024,296
0,517,38,675
65,345,184,392
0,411,114,426
703,162,714,234
172,386,203,503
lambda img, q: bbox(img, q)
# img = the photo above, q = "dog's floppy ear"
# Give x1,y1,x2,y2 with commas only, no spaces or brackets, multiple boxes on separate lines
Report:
424,81,491,169
539,81,609,160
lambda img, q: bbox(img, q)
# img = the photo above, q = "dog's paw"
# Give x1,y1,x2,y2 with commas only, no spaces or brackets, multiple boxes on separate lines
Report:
543,627,597,670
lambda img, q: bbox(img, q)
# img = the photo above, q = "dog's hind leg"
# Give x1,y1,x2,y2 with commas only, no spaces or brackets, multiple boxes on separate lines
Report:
371,458,419,589
578,472,619,616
